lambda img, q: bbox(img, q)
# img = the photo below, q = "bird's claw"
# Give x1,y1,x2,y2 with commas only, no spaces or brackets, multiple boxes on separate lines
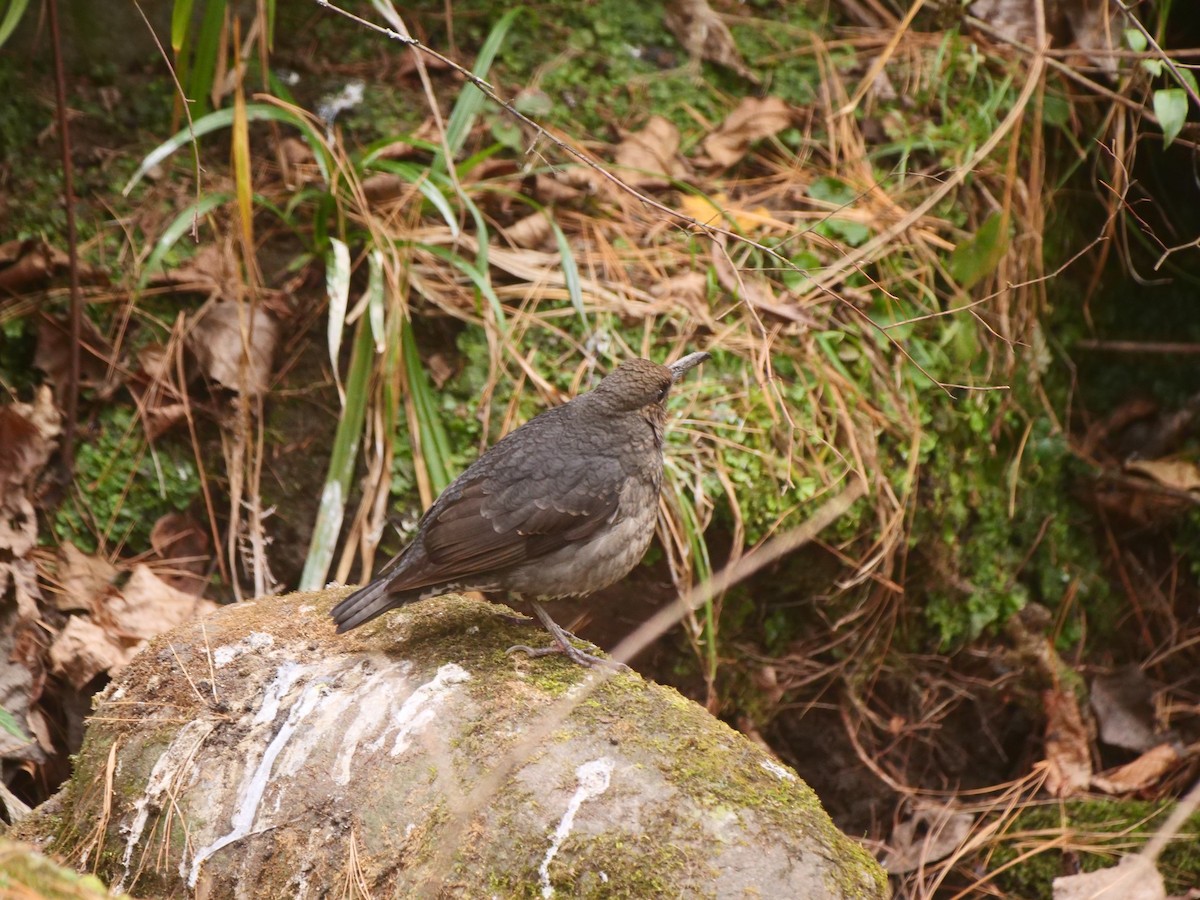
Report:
506,642,628,671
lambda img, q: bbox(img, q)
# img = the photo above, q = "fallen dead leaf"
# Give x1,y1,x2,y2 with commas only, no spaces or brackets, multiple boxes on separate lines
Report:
34,314,115,399
533,174,585,204
1041,686,1093,798
152,243,240,299
701,96,794,168
664,0,758,83
710,238,818,328
49,616,135,690
1053,854,1165,900
362,172,414,205
881,803,974,874
189,301,278,395
0,238,106,292
149,513,211,596
1064,0,1120,76
650,271,708,312
1091,666,1163,753
0,387,61,561
1092,743,1182,795
679,191,775,232
104,564,213,641
503,209,555,249
613,116,687,187
1125,458,1200,493
51,543,117,613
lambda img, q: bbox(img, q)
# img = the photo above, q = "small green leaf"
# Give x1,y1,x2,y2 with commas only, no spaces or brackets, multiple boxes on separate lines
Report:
949,211,1009,290
1153,88,1188,148
1177,67,1199,98
0,707,29,742
1124,28,1147,53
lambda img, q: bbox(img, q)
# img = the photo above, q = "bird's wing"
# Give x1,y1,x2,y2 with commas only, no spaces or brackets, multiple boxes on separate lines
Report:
419,454,624,575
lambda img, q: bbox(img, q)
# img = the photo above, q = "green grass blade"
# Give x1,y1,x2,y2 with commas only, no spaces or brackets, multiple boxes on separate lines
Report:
187,0,227,117
123,103,324,194
419,244,506,332
0,0,31,48
402,321,453,495
299,283,379,590
367,160,461,238
171,0,194,51
436,7,522,169
326,238,352,404
138,191,232,289
549,218,588,331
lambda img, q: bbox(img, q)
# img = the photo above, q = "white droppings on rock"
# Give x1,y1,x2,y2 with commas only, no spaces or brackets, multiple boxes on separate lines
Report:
539,757,615,898
212,631,275,668
760,759,796,781
386,663,471,757
254,661,303,725
188,680,326,887
327,660,413,783
116,719,212,893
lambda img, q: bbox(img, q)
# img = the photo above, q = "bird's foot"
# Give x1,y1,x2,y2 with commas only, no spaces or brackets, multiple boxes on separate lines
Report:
506,641,628,671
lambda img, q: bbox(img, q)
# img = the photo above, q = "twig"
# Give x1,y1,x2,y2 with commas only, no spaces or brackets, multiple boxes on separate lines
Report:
47,0,82,475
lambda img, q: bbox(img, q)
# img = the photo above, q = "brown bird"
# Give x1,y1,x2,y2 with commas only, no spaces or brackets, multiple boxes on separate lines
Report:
330,351,710,666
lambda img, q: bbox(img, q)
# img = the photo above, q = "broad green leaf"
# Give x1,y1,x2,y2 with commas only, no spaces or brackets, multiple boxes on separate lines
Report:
1154,88,1187,148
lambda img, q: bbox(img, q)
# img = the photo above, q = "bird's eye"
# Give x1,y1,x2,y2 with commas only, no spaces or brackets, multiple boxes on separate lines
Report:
656,386,669,402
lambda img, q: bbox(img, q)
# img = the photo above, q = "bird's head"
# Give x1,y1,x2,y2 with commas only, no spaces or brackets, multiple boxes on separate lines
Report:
588,351,710,414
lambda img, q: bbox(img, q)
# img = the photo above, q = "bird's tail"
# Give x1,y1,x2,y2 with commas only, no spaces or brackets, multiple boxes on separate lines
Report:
331,574,422,633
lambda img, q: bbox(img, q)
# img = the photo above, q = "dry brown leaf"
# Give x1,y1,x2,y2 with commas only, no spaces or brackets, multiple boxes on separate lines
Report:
1091,666,1162,753
1053,855,1165,900
710,239,819,328
105,564,212,641
152,243,240,299
1065,0,1120,75
701,96,794,168
1126,458,1200,493
149,514,211,596
49,616,136,690
0,388,61,561
189,302,278,395
1041,687,1093,798
362,172,413,205
650,271,708,312
1091,743,1182,795
137,342,174,382
51,543,117,613
503,210,554,249
664,0,758,83
613,116,687,187
679,191,775,232
881,803,974,874
533,174,585,204
34,314,115,398
0,238,106,292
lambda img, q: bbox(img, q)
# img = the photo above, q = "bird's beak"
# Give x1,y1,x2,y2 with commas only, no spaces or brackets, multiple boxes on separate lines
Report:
668,351,710,382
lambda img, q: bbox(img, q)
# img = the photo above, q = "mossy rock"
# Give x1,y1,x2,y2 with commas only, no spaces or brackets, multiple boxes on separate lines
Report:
12,591,889,898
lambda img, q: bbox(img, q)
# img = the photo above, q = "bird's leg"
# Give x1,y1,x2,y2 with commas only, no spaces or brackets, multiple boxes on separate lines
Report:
506,601,628,671
499,610,584,644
